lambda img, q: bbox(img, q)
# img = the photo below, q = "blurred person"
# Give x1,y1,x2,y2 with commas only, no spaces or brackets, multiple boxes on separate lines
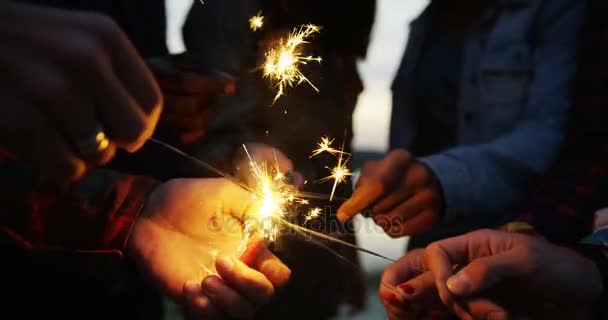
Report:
380,2,608,318
183,0,376,318
337,0,585,250
0,1,292,319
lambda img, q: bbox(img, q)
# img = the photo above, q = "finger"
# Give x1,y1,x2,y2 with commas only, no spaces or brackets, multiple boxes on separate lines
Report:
88,14,163,114
425,230,514,305
87,55,156,152
241,238,291,288
215,256,275,305
371,184,412,215
381,249,427,287
338,150,412,222
0,94,86,182
446,251,528,298
338,181,386,222
183,281,221,320
376,209,439,238
380,188,436,221
201,275,256,319
455,298,509,320
35,74,117,166
4,59,117,167
397,271,439,305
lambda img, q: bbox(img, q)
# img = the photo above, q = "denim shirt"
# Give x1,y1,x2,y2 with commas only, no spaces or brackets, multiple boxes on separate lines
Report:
390,0,585,222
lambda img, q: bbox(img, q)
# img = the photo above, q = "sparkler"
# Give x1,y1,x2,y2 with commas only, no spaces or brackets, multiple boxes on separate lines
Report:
304,207,322,223
148,139,394,264
310,136,352,201
240,145,301,243
249,11,264,31
262,24,322,103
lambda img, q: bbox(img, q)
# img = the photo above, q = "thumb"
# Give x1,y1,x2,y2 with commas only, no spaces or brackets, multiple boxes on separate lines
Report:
446,252,522,297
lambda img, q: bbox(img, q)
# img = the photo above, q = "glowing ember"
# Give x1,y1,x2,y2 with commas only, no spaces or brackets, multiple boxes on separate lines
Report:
311,136,340,157
305,207,322,223
319,144,352,202
249,12,264,31
241,145,300,243
262,24,322,103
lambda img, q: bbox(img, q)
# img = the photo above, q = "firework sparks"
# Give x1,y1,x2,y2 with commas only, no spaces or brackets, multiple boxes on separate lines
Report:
240,145,302,243
249,12,264,31
263,24,322,103
310,136,351,158
304,207,322,223
319,143,352,202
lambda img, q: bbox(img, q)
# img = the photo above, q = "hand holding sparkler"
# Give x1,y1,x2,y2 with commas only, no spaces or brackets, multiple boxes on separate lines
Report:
0,2,162,183
337,149,442,238
128,178,290,319
262,24,322,104
380,230,603,320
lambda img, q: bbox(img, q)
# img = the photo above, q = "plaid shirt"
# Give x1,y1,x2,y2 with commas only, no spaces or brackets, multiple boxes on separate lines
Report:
513,0,608,246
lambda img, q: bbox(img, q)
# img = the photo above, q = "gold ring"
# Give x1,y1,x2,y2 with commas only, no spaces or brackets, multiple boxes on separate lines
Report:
75,127,110,159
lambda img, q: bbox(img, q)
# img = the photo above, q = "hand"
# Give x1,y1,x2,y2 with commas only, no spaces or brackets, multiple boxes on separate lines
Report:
381,229,603,320
129,178,291,319
0,2,162,182
380,249,448,320
338,149,442,237
234,143,304,187
149,54,235,147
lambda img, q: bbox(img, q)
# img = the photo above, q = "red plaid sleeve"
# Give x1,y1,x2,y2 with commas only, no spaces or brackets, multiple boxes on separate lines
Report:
0,162,159,255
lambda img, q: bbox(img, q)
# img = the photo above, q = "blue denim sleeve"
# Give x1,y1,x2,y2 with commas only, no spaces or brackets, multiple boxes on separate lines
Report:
420,0,585,221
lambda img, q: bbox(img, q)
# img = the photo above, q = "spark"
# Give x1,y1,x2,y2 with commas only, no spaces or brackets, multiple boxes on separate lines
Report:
262,24,322,103
304,207,322,223
241,145,300,243
320,144,352,201
310,136,350,158
249,12,264,31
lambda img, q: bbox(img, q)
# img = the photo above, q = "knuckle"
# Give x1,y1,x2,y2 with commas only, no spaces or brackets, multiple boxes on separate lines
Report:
36,74,70,102
392,149,413,162
88,14,121,42
469,260,490,281
61,39,103,66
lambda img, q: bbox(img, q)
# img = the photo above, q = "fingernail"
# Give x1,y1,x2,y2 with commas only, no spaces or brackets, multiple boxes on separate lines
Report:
216,256,234,272
447,272,470,295
184,281,200,295
398,283,415,295
202,276,221,299
387,293,401,304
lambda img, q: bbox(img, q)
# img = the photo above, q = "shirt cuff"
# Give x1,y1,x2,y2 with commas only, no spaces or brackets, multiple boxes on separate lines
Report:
419,153,474,221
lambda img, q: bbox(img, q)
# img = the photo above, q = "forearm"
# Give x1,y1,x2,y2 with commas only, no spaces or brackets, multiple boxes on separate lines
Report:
421,0,584,221
0,160,159,254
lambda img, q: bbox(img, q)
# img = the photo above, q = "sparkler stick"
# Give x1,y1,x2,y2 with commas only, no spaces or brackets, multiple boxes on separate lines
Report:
281,220,396,263
149,138,254,193
262,24,322,103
